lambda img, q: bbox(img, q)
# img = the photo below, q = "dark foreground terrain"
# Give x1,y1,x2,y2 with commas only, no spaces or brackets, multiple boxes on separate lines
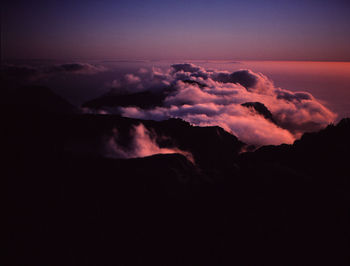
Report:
4,86,350,265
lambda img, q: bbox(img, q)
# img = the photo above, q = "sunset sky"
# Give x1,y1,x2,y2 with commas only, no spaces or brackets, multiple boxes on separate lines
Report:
3,0,350,61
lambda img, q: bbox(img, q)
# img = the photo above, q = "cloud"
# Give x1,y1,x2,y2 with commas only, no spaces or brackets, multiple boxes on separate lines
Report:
119,105,295,146
171,63,206,75
98,63,337,146
275,89,313,102
2,63,107,83
108,67,173,94
110,73,144,93
214,70,258,89
105,124,194,163
1,64,40,81
45,63,106,75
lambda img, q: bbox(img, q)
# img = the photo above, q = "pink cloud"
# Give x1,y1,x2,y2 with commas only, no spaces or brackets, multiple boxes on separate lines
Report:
105,124,194,163
107,63,336,146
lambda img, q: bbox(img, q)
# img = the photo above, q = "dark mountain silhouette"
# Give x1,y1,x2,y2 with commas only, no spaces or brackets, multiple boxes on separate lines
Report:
83,80,205,111
241,101,276,123
215,69,258,89
4,86,350,266
182,79,206,88
1,85,78,114
83,90,166,110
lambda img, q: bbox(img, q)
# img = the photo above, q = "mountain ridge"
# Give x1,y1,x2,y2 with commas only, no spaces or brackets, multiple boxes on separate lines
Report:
4,85,349,266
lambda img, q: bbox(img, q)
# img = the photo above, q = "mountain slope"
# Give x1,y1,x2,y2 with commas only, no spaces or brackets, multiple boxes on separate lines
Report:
4,86,350,266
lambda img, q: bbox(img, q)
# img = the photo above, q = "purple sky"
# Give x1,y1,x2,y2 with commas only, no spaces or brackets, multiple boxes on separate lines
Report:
3,0,350,61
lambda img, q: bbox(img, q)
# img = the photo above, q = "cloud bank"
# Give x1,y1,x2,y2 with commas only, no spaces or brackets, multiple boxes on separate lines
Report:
2,63,107,82
105,124,194,163
107,63,336,146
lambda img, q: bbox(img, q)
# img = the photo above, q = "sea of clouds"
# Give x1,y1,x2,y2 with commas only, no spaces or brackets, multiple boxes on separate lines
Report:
2,61,337,149
106,63,336,146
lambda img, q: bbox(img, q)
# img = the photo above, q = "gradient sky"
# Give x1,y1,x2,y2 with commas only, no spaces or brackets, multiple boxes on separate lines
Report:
2,0,350,61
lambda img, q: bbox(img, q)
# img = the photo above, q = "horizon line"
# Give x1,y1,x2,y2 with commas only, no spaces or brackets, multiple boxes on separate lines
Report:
3,58,350,63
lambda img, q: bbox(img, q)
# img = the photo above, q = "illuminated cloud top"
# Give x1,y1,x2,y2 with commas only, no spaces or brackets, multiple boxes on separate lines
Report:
87,63,336,145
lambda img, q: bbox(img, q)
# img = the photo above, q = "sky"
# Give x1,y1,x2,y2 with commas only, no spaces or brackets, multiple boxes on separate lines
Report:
2,0,350,61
